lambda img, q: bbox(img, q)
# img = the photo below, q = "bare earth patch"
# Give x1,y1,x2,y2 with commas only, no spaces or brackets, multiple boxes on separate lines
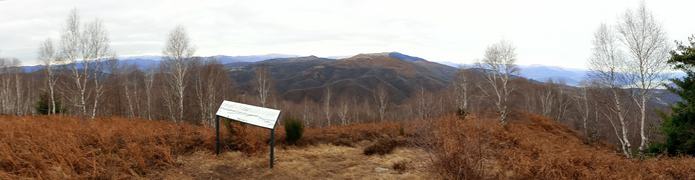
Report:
153,143,431,180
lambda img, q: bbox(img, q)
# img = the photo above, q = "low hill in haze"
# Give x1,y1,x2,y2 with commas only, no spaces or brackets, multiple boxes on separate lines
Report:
114,54,301,69
438,62,589,86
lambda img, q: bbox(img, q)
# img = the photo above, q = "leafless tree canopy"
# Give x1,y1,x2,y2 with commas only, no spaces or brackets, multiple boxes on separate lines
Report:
160,25,196,123
616,1,671,160
373,83,390,122
0,58,29,115
56,8,116,119
194,57,234,126
587,22,635,159
453,67,473,111
338,91,351,125
59,8,89,117
38,38,58,115
253,65,274,108
323,85,332,126
586,1,671,160
475,39,519,123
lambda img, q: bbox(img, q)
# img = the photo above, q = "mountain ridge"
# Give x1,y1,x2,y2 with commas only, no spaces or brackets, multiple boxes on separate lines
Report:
225,53,457,104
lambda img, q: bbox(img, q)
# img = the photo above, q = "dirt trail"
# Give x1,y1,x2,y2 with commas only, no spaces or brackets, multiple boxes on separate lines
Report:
152,144,432,180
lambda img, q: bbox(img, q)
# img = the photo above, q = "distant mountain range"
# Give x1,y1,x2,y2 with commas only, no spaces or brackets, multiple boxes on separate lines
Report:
438,62,687,87
19,54,301,72
17,52,686,89
20,52,593,87
437,61,589,86
118,54,302,69
16,52,684,105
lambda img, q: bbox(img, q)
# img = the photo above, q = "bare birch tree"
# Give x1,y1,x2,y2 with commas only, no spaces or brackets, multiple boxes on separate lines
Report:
144,65,155,120
572,81,592,143
323,86,332,126
338,92,350,125
57,8,116,118
474,39,519,123
0,59,24,115
119,63,140,119
587,23,634,159
131,68,142,118
161,25,196,123
373,83,389,122
615,1,671,160
83,19,117,119
194,58,231,126
59,9,89,116
554,79,572,122
0,58,9,114
520,82,538,114
414,85,433,119
352,93,361,123
454,67,472,112
253,65,273,107
538,79,556,118
38,38,59,115
10,59,25,115
301,96,312,127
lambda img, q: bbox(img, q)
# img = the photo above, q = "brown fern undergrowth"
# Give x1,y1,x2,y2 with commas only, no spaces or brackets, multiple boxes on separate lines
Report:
416,112,695,179
0,115,216,179
2,112,695,179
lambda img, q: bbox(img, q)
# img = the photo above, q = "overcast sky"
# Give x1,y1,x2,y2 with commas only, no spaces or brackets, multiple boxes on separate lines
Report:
1,0,693,68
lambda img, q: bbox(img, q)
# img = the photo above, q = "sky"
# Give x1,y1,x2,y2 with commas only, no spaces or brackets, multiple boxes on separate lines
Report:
0,0,694,68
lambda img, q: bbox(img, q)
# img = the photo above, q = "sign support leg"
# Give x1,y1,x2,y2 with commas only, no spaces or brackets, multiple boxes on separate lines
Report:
270,128,275,168
216,115,220,155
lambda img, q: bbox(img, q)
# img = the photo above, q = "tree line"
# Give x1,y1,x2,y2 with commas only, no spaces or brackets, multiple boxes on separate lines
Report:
0,2,688,161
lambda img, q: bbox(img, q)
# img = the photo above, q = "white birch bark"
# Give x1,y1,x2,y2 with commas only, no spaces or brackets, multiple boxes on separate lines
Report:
324,86,332,126
161,25,196,123
144,66,155,120
474,39,519,124
615,1,670,160
587,23,634,160
38,39,59,115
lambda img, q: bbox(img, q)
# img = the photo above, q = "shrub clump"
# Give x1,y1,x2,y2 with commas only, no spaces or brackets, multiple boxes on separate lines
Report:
284,117,305,145
331,138,354,147
392,160,409,174
363,138,404,156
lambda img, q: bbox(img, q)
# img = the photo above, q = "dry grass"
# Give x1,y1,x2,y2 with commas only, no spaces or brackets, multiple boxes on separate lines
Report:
363,138,407,156
496,112,695,179
3,112,695,179
414,113,494,179
0,115,415,179
416,112,695,179
0,115,216,179
273,120,405,148
159,143,429,180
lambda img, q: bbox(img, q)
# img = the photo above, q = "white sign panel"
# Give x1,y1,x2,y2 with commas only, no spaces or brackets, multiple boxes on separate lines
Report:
216,100,281,129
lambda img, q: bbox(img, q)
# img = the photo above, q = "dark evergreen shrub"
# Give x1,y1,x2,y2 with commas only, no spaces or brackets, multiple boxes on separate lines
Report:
284,117,304,144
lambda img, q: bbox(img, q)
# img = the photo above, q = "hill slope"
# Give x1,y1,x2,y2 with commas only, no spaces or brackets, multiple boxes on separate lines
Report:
3,112,695,179
225,53,458,103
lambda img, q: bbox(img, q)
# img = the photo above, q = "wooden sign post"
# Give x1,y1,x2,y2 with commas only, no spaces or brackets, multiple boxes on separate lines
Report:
215,100,281,168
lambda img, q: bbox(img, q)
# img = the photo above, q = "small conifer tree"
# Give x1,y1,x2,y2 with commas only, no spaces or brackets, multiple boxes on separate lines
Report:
35,92,67,115
285,117,304,144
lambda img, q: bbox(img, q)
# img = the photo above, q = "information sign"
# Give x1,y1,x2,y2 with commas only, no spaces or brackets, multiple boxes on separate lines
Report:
216,100,281,129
